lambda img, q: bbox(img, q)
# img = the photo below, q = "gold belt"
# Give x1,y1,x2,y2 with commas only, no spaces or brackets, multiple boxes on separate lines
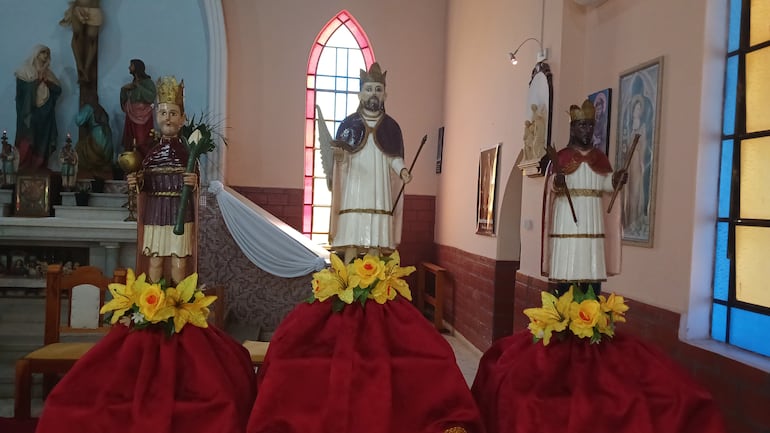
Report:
339,208,393,216
555,189,603,197
549,233,605,238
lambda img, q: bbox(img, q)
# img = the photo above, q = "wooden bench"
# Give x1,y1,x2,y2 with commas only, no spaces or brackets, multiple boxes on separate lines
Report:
242,340,270,367
415,262,447,332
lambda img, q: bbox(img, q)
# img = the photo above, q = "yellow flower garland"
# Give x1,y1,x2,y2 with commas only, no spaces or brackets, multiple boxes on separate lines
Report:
524,286,629,345
100,269,216,335
310,250,416,312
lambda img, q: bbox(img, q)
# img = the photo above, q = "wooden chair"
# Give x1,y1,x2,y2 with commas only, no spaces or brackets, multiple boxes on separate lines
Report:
242,340,270,368
14,264,126,419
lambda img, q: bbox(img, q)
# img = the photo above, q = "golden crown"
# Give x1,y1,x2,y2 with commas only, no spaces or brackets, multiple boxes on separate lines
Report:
156,76,185,112
569,99,596,122
360,62,387,86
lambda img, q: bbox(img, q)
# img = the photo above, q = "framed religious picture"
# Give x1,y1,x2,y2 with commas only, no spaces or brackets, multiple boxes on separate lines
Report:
476,144,501,236
15,174,51,217
616,56,664,247
517,62,553,177
436,126,445,174
588,88,612,155
9,250,27,276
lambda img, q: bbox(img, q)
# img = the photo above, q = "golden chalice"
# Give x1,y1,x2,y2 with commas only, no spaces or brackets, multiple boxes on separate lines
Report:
118,142,142,222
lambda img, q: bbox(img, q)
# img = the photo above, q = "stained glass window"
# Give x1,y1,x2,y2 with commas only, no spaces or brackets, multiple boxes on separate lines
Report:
303,11,374,245
714,0,770,357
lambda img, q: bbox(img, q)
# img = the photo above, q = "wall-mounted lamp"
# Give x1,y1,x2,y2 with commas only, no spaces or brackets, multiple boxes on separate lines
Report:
509,37,548,66
508,0,548,66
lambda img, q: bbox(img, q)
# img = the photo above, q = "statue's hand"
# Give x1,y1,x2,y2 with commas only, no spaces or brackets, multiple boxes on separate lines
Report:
126,172,138,187
400,168,412,184
612,169,628,189
127,172,142,192
553,173,567,193
183,172,198,188
332,146,345,162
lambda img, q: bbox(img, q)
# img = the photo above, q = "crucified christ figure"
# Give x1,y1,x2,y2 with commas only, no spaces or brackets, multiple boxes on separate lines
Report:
60,0,102,83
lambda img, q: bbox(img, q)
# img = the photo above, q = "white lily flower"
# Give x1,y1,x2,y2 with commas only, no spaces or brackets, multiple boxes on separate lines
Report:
188,129,202,146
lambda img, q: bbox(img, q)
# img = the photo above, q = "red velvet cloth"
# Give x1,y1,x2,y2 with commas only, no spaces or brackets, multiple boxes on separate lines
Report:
471,331,727,433
247,298,484,433
35,325,256,433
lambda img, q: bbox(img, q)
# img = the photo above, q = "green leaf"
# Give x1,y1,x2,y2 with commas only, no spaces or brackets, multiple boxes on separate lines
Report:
332,297,345,313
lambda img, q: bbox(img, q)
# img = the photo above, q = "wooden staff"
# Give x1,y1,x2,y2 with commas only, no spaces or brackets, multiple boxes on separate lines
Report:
391,134,428,214
545,143,577,224
607,133,640,213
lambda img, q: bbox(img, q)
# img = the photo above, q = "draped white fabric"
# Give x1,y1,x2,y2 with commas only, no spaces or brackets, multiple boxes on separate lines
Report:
208,181,328,278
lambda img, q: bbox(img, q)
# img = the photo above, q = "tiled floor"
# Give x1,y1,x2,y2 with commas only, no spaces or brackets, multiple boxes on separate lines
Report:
0,332,483,418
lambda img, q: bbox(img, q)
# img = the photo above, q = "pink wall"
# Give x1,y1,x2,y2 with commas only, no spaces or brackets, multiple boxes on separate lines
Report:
222,0,447,197
439,0,724,317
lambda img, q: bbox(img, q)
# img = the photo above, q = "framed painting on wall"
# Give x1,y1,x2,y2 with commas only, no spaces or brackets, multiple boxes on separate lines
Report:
15,174,50,218
476,144,501,236
588,87,612,155
616,56,664,247
517,62,553,177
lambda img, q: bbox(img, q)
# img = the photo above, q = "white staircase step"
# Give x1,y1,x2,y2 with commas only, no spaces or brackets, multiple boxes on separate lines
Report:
53,205,129,221
60,192,128,208
0,189,11,205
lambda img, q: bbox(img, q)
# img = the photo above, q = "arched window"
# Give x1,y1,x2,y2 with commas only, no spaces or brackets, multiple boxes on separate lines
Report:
713,0,770,357
303,11,374,245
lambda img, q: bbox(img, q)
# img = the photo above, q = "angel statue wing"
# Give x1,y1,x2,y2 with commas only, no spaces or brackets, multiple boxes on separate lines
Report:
315,105,335,191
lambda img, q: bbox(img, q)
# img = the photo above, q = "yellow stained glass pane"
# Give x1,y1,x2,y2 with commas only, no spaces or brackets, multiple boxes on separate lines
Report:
735,226,770,308
312,206,331,233
750,0,770,46
740,137,770,218
745,47,770,132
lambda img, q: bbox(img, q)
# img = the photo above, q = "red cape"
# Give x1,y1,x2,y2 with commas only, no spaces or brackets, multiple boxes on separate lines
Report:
471,331,726,433
36,325,256,433
247,298,484,433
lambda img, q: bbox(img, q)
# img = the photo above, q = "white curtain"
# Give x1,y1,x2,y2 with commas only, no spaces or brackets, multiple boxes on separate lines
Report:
208,181,328,278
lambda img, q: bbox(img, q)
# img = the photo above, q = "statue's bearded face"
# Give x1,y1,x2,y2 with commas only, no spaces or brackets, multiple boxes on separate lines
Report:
156,103,186,137
359,81,386,113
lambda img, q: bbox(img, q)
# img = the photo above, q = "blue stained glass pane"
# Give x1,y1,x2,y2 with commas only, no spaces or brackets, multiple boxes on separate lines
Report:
711,303,727,342
723,56,738,136
713,222,730,301
730,308,770,357
718,140,733,218
727,0,741,52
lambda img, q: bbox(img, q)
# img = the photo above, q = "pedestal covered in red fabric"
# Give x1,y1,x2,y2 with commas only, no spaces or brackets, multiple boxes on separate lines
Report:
471,330,726,433
35,325,256,433
247,298,484,433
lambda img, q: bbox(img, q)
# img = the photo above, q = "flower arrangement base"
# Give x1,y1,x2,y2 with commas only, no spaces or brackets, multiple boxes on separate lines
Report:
471,330,727,433
34,325,256,433
247,298,484,433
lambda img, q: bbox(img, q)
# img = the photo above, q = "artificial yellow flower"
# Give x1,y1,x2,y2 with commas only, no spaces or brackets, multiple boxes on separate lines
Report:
595,311,614,337
599,293,629,323
524,289,571,345
348,254,384,289
569,299,601,339
138,283,167,322
158,273,216,332
100,268,143,324
370,251,416,304
312,253,354,304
